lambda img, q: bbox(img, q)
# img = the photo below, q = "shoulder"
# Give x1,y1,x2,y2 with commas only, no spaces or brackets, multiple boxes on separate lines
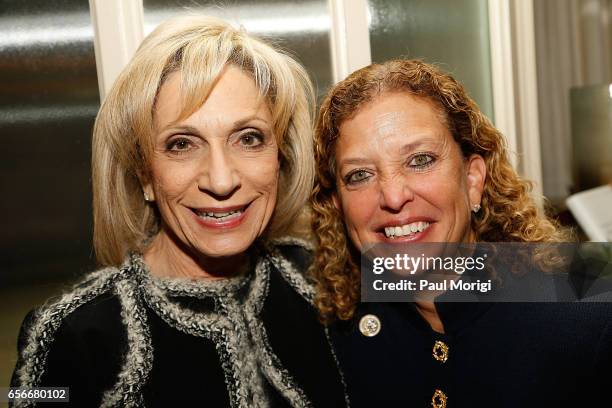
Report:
30,266,125,340
268,236,314,272
49,291,124,341
477,301,612,371
561,302,612,349
11,266,126,390
265,237,315,300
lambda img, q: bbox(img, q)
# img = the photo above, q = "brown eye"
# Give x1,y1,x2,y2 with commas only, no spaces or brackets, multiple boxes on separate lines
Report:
239,132,264,148
167,138,192,152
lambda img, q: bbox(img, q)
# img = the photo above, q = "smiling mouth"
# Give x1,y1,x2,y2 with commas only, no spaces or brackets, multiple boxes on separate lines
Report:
383,221,431,239
192,204,250,222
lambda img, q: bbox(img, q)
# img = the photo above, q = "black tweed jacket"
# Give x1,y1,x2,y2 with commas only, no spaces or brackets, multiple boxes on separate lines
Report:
11,238,348,408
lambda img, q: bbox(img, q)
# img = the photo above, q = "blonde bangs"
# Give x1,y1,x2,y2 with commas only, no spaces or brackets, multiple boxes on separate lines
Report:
92,14,315,266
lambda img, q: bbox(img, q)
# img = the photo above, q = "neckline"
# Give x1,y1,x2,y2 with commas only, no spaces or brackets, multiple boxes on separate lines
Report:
129,252,254,299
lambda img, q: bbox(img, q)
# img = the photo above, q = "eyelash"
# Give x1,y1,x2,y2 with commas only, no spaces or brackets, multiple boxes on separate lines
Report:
344,169,373,185
407,152,436,171
164,130,265,155
166,137,193,154
343,153,437,185
237,131,265,150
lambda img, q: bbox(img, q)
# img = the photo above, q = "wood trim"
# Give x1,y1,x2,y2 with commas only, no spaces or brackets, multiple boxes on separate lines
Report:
89,0,144,100
488,0,518,168
329,0,372,83
511,0,544,200
488,0,544,202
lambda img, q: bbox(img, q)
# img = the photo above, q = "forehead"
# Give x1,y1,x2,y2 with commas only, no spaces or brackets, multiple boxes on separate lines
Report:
336,92,451,155
153,66,270,131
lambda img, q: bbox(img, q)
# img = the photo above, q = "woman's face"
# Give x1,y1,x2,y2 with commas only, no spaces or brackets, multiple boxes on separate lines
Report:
333,92,485,251
143,66,279,260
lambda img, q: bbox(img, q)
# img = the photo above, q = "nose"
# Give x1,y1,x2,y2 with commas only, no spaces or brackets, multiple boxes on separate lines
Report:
378,175,415,211
200,146,241,198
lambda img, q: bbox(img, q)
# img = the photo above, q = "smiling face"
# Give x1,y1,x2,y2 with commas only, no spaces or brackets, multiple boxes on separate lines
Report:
333,92,485,251
142,66,279,272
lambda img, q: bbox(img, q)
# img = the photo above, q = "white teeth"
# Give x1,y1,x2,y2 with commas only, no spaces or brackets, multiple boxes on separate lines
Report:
209,211,231,217
197,208,244,221
383,221,430,238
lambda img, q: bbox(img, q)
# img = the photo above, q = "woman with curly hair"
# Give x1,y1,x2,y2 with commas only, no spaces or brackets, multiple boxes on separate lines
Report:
311,59,612,408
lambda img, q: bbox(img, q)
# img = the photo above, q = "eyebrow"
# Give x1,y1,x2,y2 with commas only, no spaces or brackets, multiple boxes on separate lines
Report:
233,115,271,128
158,124,200,135
158,115,271,135
398,137,443,153
337,136,445,170
338,158,373,167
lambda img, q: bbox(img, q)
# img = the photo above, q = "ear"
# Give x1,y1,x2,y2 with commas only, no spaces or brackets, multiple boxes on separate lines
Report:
466,154,486,207
142,182,155,202
137,169,156,202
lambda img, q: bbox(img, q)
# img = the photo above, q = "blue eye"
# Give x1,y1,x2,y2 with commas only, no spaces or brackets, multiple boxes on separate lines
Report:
345,169,373,185
408,154,435,169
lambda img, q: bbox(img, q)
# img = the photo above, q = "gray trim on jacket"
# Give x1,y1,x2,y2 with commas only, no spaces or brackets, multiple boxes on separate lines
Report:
12,238,348,408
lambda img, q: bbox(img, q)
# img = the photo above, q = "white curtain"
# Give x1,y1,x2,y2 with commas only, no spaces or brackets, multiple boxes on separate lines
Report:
533,0,611,204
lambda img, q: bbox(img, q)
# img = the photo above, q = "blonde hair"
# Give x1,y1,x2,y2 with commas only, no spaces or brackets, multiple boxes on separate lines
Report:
311,59,572,322
92,15,315,266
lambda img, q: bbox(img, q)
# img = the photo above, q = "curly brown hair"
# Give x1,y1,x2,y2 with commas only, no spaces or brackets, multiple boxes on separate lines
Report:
310,59,572,323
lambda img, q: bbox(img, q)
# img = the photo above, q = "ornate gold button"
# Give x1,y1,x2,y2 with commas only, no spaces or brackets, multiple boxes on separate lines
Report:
358,314,381,337
432,340,449,363
432,389,447,408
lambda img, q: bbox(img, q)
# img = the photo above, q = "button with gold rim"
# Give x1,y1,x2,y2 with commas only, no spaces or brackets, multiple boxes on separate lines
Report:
432,340,449,363
358,314,381,337
432,389,447,408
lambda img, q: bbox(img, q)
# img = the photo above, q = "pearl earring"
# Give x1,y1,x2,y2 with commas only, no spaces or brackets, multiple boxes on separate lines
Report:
472,203,481,213
144,192,152,202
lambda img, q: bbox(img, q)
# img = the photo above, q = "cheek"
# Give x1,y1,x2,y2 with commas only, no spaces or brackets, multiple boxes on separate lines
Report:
152,161,199,201
416,166,469,210
339,188,378,228
240,153,279,194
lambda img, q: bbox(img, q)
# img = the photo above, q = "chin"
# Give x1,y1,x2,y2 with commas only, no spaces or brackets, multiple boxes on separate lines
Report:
198,236,253,259
188,212,266,258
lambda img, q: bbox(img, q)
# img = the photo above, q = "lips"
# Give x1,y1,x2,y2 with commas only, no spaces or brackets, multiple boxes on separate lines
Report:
190,202,251,229
194,207,245,221
384,221,430,238
375,217,435,242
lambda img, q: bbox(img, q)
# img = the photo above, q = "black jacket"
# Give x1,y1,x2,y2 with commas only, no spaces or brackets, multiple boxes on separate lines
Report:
11,240,348,408
331,300,612,407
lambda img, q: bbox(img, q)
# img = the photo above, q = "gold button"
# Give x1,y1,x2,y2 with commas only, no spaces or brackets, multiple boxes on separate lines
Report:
432,389,447,408
358,314,381,337
432,340,449,363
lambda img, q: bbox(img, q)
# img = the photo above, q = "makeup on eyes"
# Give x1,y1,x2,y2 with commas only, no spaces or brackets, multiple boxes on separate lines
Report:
167,137,191,151
344,168,373,185
232,128,268,150
340,148,439,185
164,134,199,155
161,126,270,152
406,151,437,171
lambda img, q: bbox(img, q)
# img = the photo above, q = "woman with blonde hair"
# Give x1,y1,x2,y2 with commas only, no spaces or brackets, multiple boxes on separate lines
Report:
311,59,612,407
10,15,347,407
